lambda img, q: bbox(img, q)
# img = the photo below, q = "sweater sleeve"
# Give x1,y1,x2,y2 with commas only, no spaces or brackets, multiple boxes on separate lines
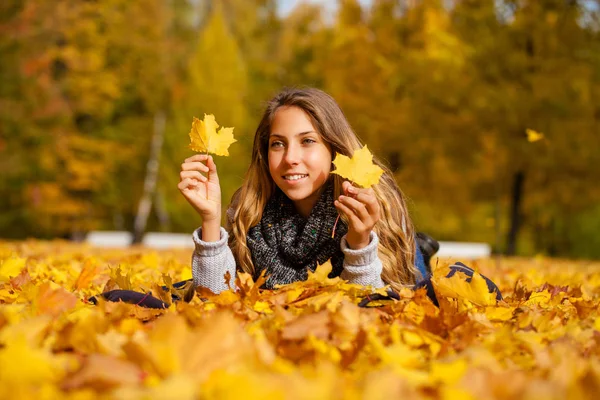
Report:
191,227,237,294
339,231,385,288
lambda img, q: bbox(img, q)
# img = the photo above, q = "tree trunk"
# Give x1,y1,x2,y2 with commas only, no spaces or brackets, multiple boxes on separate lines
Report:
154,189,171,231
132,111,166,244
506,170,525,255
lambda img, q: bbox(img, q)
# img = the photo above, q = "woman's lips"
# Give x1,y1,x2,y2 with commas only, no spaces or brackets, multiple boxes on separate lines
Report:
282,174,308,184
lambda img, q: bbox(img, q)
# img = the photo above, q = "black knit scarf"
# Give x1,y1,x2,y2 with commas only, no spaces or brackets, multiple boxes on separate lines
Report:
246,180,348,289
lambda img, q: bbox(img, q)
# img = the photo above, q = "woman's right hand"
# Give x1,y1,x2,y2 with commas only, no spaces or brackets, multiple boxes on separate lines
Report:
178,155,222,224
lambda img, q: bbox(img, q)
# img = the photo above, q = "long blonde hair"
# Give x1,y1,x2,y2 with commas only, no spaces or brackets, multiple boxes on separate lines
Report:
228,87,417,290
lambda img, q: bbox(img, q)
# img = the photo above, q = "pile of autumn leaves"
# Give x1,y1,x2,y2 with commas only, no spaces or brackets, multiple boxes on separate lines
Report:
1,241,600,399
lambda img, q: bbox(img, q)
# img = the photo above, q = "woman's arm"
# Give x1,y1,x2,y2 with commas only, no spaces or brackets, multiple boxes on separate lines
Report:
192,226,236,293
340,231,385,288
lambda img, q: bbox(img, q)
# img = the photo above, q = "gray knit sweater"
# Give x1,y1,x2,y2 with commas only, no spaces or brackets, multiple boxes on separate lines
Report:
191,227,385,294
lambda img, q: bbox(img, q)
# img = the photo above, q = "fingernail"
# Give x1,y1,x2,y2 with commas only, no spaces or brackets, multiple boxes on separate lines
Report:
348,186,356,193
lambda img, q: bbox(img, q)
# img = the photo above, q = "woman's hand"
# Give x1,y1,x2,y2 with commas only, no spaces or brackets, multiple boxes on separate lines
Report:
178,155,222,240
334,181,381,250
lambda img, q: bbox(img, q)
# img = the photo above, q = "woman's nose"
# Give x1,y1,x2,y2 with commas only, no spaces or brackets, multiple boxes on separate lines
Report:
284,144,301,165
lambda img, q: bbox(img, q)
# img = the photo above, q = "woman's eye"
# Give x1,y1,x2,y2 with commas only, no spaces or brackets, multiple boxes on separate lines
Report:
270,141,284,148
302,138,316,145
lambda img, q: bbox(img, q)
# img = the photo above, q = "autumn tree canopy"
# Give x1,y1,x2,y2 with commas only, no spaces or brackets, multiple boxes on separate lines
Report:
1,0,599,258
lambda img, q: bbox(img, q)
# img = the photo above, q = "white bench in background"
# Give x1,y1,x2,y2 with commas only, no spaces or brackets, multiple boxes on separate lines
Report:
142,233,194,249
85,231,133,248
85,231,194,249
85,232,492,257
435,242,491,260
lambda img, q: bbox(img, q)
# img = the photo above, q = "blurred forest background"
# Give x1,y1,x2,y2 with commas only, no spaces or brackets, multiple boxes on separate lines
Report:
1,0,599,258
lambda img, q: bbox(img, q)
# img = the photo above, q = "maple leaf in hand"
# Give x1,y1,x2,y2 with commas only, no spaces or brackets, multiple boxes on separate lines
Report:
189,114,236,156
331,145,384,188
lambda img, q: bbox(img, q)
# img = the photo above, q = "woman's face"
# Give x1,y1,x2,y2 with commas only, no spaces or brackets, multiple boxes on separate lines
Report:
268,106,332,218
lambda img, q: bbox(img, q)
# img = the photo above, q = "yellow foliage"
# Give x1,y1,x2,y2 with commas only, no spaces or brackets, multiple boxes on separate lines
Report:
431,265,498,306
1,241,600,399
0,257,26,282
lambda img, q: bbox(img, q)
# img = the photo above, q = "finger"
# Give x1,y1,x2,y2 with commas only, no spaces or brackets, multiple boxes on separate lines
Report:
346,184,373,196
178,177,199,191
180,170,207,182
181,161,209,173
206,156,219,182
338,195,370,222
184,154,210,163
206,155,217,172
342,180,353,195
334,200,363,229
353,191,380,218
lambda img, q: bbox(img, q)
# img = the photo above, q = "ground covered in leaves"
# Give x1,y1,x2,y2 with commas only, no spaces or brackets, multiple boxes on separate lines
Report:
1,240,600,399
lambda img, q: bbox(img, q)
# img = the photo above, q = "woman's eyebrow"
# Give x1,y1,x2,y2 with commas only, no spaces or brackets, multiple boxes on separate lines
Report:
269,131,316,138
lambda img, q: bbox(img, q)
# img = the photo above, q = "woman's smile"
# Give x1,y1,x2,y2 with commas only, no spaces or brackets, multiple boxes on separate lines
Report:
268,106,332,218
282,173,308,182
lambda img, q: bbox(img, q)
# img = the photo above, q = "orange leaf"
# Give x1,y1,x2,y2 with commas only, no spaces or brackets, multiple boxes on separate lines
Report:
33,282,78,317
62,354,143,390
73,259,101,291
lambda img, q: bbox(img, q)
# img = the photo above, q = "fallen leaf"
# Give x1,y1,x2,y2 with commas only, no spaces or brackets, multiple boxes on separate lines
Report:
1,257,26,283
62,353,142,390
0,336,65,386
73,259,101,291
432,266,497,307
32,282,78,317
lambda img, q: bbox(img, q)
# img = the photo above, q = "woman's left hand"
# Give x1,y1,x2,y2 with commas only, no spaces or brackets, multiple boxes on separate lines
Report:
334,181,381,250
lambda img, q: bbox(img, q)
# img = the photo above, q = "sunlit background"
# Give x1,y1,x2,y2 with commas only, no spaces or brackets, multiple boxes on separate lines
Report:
1,0,599,258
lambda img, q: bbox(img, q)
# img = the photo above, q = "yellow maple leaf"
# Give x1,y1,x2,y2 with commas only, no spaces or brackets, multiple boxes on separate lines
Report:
526,128,544,142
0,257,26,283
331,145,384,188
252,300,273,314
188,114,236,156
308,259,333,282
431,265,497,306
0,336,64,385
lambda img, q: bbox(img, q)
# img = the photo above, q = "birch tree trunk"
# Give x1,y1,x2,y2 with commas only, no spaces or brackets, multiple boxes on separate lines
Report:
132,111,166,244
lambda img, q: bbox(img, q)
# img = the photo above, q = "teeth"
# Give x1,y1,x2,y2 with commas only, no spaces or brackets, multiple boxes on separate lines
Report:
284,174,307,181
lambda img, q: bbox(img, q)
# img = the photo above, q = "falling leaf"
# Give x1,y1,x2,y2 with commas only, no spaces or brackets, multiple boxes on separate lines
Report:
526,128,544,142
331,145,384,188
188,114,236,156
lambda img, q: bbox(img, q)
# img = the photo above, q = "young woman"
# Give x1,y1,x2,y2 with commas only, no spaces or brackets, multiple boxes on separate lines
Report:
178,87,428,294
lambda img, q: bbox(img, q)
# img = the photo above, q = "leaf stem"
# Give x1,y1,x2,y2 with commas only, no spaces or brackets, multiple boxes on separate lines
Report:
206,150,209,200
331,214,340,238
